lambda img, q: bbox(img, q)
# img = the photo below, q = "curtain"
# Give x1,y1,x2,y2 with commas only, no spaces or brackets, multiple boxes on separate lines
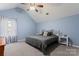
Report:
0,16,17,44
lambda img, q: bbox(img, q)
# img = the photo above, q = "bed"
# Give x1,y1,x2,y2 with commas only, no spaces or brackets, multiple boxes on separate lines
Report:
25,34,58,55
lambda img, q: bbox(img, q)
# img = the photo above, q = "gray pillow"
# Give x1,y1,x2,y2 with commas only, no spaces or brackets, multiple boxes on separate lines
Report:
47,31,53,36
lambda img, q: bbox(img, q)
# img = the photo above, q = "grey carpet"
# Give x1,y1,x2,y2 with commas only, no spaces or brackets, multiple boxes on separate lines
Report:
4,42,79,56
50,45,79,56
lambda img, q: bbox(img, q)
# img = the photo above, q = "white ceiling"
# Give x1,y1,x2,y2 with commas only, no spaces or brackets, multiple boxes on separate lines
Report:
0,3,18,10
20,3,79,23
0,3,79,23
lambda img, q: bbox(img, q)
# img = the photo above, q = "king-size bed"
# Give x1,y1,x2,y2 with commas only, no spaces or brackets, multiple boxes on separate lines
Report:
25,31,59,55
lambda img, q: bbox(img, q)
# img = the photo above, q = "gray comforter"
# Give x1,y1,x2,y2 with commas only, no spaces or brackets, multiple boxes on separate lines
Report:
26,35,58,51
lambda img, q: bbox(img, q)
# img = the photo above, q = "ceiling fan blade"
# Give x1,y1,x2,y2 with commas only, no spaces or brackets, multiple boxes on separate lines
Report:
35,9,38,12
37,5,43,8
20,3,26,5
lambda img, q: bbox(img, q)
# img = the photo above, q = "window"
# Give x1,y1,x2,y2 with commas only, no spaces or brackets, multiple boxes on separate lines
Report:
0,16,17,44
7,20,17,36
0,17,17,37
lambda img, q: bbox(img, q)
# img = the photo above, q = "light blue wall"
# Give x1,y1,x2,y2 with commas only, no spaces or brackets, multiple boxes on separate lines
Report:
0,8,36,40
0,7,79,46
37,14,79,45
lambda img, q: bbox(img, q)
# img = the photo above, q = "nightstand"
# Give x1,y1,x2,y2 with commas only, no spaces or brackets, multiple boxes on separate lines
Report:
0,37,6,56
59,35,69,46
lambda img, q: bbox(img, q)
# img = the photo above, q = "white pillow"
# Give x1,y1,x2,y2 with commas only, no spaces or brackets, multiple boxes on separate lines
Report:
43,31,48,36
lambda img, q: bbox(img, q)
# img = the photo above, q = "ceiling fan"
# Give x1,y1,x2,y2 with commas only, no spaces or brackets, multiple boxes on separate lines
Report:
21,3,49,15
21,3,44,12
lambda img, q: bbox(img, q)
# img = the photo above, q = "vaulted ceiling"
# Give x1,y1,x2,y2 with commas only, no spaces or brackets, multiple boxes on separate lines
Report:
0,3,18,10
0,3,79,23
20,3,79,23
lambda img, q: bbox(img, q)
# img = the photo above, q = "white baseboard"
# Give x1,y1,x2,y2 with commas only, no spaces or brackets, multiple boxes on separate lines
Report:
17,39,26,42
72,45,79,48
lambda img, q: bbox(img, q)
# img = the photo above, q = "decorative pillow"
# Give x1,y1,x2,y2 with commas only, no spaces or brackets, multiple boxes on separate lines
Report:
41,32,44,35
47,32,53,36
43,31,48,36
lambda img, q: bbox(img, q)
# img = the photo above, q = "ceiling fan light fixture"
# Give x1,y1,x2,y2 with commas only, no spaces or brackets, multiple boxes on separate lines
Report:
30,6,35,10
